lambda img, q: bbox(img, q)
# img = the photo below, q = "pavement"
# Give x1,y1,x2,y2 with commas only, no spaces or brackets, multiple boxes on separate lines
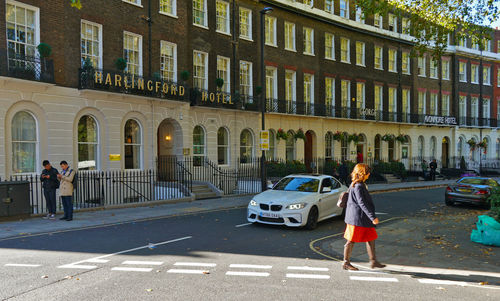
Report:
0,180,455,240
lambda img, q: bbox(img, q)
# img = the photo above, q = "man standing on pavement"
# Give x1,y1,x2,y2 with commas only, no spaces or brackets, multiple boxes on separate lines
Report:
429,159,438,181
57,161,75,221
338,161,349,186
421,160,428,180
40,160,59,219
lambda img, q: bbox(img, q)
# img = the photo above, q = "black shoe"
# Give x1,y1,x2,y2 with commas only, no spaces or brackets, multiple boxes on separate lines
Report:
66,218,73,221
59,217,68,220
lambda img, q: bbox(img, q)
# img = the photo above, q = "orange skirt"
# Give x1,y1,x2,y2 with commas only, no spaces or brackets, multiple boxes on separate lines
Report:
344,224,378,242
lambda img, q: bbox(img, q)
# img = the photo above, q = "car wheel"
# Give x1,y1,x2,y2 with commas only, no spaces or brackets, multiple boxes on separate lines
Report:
445,199,454,206
305,206,319,230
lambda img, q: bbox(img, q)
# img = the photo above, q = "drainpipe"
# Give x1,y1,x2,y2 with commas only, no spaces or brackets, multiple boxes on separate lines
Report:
148,0,152,77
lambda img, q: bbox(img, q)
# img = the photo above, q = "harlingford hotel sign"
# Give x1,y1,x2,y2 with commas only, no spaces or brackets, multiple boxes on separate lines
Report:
423,115,457,125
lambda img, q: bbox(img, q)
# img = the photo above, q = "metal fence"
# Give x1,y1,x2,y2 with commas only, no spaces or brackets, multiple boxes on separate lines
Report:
0,49,54,83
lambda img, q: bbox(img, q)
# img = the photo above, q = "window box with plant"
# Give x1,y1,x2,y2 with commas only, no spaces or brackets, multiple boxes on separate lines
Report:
294,128,306,141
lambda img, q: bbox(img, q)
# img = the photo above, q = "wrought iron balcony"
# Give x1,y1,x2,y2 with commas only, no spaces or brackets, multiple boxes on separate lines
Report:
0,49,54,83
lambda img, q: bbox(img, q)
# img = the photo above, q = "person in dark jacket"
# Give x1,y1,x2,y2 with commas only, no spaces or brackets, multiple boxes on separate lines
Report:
338,161,349,186
429,159,437,181
342,163,385,271
40,160,59,219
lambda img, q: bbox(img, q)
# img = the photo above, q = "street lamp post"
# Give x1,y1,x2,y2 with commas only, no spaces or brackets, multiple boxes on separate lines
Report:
260,7,273,192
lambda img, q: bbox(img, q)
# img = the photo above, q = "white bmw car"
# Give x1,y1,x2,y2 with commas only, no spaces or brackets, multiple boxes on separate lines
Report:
247,174,347,229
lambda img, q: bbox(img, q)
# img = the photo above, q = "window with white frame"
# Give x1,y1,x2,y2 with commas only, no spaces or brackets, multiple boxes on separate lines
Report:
11,111,38,174
418,91,426,114
388,14,397,32
341,80,351,112
325,132,334,159
340,38,350,63
388,87,397,116
325,77,335,110
265,66,277,99
374,85,383,112
356,41,365,66
442,60,450,80
216,56,230,92
124,119,142,170
160,41,176,82
471,97,479,119
81,20,102,68
239,8,252,40
429,60,438,78
388,49,397,72
482,98,490,119
304,73,314,113
285,70,296,111
6,2,39,59
402,18,410,34
267,129,276,160
430,93,438,115
459,96,467,119
340,0,349,18
193,125,205,166
472,41,480,50
459,61,467,82
240,129,254,161
303,27,314,55
482,40,491,52
497,138,500,160
442,94,450,116
123,0,141,5
192,0,207,27
374,14,382,28
402,52,410,74
302,0,313,6
324,0,334,14
159,0,176,16
265,15,277,46
457,37,466,47
356,82,365,111
374,46,383,69
355,6,364,23
284,22,296,51
418,56,426,76
483,66,491,85
325,33,335,60
123,32,142,75
216,0,230,34
193,50,208,89
78,115,99,170
286,130,295,161
497,100,500,120
402,89,410,115
239,61,252,98
217,127,229,165
471,64,479,83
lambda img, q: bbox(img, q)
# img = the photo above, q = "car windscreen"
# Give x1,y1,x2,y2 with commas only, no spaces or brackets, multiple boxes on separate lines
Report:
273,177,319,192
459,178,499,186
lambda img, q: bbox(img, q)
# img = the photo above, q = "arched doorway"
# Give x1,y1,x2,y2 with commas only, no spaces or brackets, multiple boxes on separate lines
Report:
442,137,450,168
401,135,411,170
356,134,366,163
374,134,381,161
304,130,316,172
157,118,183,180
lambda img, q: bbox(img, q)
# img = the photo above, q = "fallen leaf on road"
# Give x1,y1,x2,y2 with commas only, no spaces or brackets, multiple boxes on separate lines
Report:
146,289,153,292
479,282,489,285
203,271,210,274
41,275,48,279
64,276,73,279
436,287,446,290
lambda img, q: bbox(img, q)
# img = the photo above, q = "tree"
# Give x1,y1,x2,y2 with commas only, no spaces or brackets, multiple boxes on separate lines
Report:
355,0,500,58
69,0,82,9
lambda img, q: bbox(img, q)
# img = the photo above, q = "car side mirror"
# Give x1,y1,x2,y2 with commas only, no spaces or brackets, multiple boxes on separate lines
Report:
266,181,274,189
322,187,332,193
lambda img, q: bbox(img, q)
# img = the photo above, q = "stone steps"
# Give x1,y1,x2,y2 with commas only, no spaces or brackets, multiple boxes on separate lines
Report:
191,184,218,200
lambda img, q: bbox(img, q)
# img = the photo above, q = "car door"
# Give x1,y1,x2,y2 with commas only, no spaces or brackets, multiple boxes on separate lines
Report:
318,177,340,218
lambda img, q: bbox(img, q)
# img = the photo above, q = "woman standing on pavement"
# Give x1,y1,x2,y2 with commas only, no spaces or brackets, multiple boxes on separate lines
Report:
342,163,385,271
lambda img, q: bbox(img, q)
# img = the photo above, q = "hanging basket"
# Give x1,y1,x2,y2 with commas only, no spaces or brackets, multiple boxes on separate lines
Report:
332,131,344,142
276,128,288,141
294,128,306,141
382,134,395,142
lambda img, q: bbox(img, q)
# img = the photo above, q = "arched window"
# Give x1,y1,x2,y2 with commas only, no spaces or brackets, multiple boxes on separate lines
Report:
458,136,464,159
496,138,500,160
417,136,424,160
483,136,491,159
266,129,276,160
286,130,295,161
193,125,205,166
217,127,229,165
430,136,436,159
78,115,99,170
240,129,253,163
124,119,142,169
388,140,395,162
341,132,349,161
325,132,334,160
11,111,38,173
374,135,381,161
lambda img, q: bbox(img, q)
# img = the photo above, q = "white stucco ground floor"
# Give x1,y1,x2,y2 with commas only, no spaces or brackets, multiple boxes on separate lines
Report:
0,78,498,179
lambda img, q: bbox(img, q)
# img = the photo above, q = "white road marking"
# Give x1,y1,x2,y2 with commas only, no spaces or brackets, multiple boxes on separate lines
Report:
418,279,467,286
58,236,191,269
235,223,253,228
111,267,153,272
4,264,41,267
85,259,109,263
348,270,388,275
286,273,330,279
287,266,329,272
229,264,272,269
350,276,399,282
167,269,209,274
174,262,217,267
121,260,163,266
226,271,270,277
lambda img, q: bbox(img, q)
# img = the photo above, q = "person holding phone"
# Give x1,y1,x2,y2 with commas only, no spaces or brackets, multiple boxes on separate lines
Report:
40,160,59,220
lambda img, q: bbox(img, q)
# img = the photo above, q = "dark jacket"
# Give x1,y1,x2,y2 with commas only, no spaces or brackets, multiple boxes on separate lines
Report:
429,162,437,170
40,167,59,190
344,182,377,228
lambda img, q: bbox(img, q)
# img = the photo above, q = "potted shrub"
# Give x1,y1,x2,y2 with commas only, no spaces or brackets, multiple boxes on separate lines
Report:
276,128,288,141
180,70,190,82
294,128,306,141
37,43,52,58
115,58,127,72
215,78,224,90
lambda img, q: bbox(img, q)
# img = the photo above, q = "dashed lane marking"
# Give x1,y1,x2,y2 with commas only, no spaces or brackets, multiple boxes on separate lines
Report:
235,223,253,228
58,264,97,270
167,269,209,274
417,279,467,286
174,262,217,267
226,271,270,277
286,273,330,280
85,259,109,263
4,264,41,267
229,264,272,269
350,276,399,282
121,260,163,266
287,266,329,272
111,267,153,272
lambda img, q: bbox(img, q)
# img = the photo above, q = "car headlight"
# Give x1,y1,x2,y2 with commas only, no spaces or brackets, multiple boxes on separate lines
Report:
286,203,307,210
249,200,258,206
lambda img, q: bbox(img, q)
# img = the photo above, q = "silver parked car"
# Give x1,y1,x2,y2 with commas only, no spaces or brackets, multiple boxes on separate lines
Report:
445,177,499,209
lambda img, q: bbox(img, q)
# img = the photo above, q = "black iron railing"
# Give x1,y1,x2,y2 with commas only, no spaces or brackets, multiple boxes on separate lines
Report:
0,50,54,83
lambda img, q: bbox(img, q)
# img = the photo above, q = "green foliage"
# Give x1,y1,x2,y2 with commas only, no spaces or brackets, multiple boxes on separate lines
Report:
382,134,395,142
82,58,94,70
294,128,306,141
255,86,263,95
180,70,190,82
488,187,500,223
276,129,288,141
348,133,361,144
332,131,345,142
37,43,52,58
152,72,162,81
396,134,409,143
373,161,407,178
69,0,82,9
265,160,307,178
215,78,224,89
114,58,127,71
